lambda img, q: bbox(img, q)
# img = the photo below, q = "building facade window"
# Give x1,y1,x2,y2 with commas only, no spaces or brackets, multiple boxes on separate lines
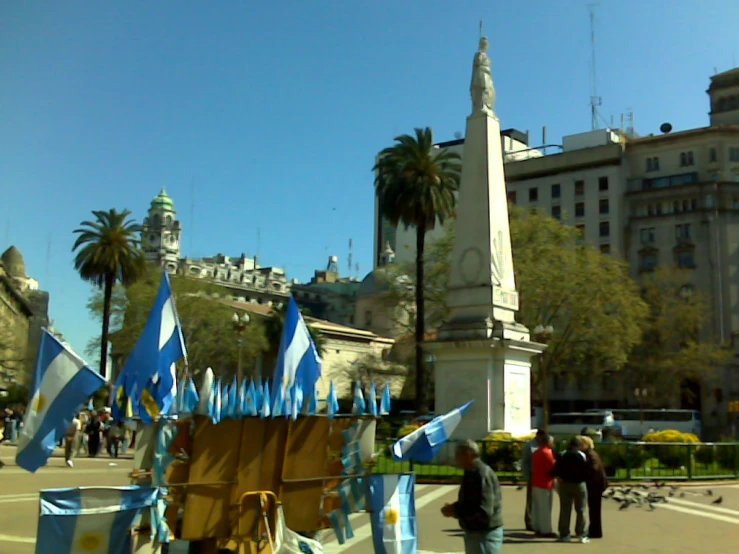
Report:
710,147,718,162
646,157,660,172
647,203,655,216
575,202,585,217
551,183,561,198
639,250,658,272
574,180,585,196
640,227,655,244
730,147,739,162
599,221,610,237
599,198,609,214
551,205,561,219
675,248,695,269
529,187,538,202
676,223,692,241
679,151,695,166
598,176,609,191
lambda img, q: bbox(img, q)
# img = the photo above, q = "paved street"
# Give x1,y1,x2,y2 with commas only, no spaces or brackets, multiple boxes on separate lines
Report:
2,446,739,553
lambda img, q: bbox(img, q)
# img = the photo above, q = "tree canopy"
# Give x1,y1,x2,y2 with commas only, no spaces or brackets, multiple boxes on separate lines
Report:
87,266,267,380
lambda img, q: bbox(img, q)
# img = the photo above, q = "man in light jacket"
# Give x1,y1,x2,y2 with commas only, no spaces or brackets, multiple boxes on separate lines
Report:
520,429,547,531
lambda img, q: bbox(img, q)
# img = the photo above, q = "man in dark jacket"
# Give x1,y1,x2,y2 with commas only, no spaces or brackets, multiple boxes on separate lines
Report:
551,436,590,543
441,439,504,554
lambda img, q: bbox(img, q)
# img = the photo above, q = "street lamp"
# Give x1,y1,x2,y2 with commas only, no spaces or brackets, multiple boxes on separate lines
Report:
232,312,251,384
532,324,555,427
634,388,649,428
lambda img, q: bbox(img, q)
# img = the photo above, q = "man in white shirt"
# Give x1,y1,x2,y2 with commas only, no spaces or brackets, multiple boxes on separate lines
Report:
64,415,82,467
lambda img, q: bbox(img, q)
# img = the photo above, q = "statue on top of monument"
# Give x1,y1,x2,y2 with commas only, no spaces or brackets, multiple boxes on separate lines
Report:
470,36,496,115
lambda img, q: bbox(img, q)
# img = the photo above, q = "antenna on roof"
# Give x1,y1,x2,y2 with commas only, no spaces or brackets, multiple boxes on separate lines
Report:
588,3,602,131
348,238,353,276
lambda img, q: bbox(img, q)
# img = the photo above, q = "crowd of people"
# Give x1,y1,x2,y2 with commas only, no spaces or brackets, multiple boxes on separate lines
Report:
442,429,608,554
62,408,136,467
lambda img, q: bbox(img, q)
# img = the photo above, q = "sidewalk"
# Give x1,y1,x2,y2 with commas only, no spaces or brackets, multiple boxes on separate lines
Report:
0,442,134,461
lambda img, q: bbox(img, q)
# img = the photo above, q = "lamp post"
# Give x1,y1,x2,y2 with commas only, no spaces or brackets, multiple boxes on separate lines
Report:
634,388,648,429
533,324,555,427
232,312,250,384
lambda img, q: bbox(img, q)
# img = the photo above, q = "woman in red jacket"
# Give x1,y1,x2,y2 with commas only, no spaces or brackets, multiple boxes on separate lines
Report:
530,435,557,537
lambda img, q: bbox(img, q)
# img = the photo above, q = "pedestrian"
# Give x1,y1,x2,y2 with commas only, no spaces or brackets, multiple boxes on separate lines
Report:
64,414,81,468
530,434,557,537
85,412,103,457
580,435,608,539
108,421,125,458
2,408,13,443
551,436,589,543
520,428,547,531
441,439,504,554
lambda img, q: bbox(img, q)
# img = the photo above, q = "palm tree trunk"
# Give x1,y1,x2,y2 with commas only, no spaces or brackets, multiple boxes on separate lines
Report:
415,223,428,414
100,272,115,380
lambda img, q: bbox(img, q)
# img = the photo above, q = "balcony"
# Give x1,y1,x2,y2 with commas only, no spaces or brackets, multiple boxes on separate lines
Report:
627,172,699,193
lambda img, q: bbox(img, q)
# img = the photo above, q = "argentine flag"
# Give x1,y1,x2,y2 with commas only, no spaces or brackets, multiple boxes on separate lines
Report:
368,474,417,554
271,296,322,414
117,272,186,422
391,401,473,463
16,330,106,473
36,485,160,554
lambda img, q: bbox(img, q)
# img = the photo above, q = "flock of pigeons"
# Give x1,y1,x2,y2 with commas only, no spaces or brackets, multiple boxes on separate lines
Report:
604,481,724,511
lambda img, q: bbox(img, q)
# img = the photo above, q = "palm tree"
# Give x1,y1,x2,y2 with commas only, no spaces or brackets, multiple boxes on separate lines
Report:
73,209,146,378
373,127,462,413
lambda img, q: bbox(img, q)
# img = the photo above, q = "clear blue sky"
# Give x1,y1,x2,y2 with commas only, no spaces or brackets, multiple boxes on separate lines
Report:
1,0,738,359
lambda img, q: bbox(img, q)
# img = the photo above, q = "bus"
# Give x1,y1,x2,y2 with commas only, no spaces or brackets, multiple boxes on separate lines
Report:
586,408,702,439
547,411,616,440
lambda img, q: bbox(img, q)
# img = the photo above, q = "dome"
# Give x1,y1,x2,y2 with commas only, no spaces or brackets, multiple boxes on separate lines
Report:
357,267,411,298
1,245,26,278
150,188,175,211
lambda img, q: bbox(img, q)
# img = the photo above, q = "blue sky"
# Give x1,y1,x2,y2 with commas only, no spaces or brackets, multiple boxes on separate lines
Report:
1,0,738,358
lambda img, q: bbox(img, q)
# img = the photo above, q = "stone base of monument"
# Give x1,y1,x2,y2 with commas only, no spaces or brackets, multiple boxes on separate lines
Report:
426,319,545,463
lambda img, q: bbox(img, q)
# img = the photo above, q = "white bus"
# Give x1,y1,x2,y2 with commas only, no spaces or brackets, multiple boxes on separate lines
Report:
586,408,702,439
547,411,615,440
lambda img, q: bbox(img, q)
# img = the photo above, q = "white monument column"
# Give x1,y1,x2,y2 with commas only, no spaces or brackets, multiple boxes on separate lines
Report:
425,36,545,440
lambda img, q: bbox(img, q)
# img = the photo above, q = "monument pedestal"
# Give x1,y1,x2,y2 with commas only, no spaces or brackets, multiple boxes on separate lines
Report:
427,330,545,441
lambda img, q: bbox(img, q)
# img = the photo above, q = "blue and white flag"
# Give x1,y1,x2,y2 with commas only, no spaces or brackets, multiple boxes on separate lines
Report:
117,272,187,422
259,380,271,419
306,385,318,416
226,377,239,419
237,378,248,417
36,485,160,554
351,382,366,415
368,474,417,554
271,296,322,414
367,382,378,417
391,401,473,463
289,385,304,421
271,381,286,418
209,379,222,425
380,382,391,415
16,330,106,473
182,376,200,415
244,380,258,416
253,378,264,411
327,381,339,418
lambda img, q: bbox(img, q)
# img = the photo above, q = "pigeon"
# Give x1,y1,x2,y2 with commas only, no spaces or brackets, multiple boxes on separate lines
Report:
648,501,657,511
680,492,686,498
705,489,713,496
619,501,631,511
712,496,723,505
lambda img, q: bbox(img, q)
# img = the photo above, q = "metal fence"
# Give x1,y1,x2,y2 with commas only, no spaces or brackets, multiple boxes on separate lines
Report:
374,439,739,482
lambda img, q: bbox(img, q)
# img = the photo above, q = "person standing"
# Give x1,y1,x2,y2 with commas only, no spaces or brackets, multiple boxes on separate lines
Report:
85,413,102,457
520,429,547,531
580,436,608,539
530,435,557,537
441,439,504,554
108,421,125,458
551,436,589,543
64,414,81,468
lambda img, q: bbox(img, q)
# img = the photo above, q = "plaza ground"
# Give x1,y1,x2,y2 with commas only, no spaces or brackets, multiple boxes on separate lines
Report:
1,447,739,554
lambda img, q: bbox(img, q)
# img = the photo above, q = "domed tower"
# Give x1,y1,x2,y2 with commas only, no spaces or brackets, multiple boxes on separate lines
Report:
141,188,181,273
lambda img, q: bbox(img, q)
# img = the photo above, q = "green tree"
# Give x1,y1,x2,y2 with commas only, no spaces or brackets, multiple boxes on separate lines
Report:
87,266,268,380
373,127,462,413
510,208,648,423
73,209,146,376
625,267,731,406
